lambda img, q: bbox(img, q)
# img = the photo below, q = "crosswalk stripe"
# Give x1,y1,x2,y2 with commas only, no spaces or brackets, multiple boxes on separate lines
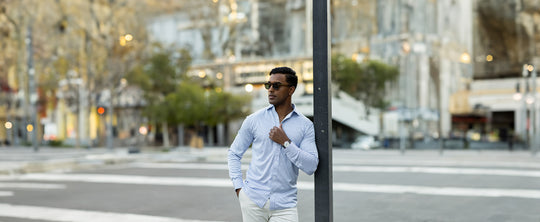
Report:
132,162,540,178
300,182,540,199
332,165,540,177
0,182,66,189
0,203,224,222
4,174,232,187
133,163,246,170
335,158,540,169
4,173,540,199
0,191,13,197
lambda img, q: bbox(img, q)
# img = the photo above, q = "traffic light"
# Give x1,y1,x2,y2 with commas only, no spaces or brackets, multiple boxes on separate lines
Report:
97,106,106,115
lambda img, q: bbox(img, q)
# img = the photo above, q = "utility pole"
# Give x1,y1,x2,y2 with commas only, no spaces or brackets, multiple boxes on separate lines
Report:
107,89,114,150
26,25,39,152
313,0,333,221
531,66,537,155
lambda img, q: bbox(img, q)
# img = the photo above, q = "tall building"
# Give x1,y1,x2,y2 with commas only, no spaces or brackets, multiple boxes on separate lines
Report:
147,0,380,147
149,0,540,149
466,0,540,147
370,0,473,145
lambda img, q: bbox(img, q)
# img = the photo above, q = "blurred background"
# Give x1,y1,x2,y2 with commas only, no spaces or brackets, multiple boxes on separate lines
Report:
0,0,539,152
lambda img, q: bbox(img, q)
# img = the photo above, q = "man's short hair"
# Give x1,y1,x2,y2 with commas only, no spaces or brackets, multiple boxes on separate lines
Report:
269,67,298,88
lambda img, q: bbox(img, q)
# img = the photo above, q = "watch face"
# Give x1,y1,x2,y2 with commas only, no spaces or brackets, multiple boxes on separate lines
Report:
284,141,290,147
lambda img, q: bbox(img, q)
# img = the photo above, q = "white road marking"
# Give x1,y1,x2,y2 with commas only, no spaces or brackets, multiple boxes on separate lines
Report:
0,203,224,222
298,182,540,199
336,158,540,169
4,174,232,188
133,163,245,170
0,191,13,197
332,165,540,177
133,162,540,178
3,173,540,199
0,182,66,189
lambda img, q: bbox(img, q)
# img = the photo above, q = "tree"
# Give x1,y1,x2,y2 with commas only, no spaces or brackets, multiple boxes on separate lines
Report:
126,44,191,147
205,90,250,127
166,82,206,126
1,0,150,147
331,53,399,114
127,44,251,147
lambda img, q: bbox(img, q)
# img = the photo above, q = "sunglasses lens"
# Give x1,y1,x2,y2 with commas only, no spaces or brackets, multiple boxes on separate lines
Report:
265,82,285,89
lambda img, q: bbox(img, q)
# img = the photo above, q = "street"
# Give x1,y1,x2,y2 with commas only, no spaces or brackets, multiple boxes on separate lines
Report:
0,149,539,222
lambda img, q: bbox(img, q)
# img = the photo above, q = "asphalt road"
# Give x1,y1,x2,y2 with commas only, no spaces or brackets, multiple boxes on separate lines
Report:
0,149,539,222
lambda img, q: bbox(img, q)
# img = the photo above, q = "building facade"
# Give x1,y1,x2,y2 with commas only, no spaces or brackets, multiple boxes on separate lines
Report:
145,0,486,148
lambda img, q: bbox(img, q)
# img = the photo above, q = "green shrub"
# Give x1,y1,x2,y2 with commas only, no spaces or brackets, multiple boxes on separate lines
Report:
48,139,64,147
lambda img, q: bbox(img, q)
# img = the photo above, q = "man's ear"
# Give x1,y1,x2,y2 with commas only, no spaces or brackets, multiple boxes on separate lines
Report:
289,86,296,96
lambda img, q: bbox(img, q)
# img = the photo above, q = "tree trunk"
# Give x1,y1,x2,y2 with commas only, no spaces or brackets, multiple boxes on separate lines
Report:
86,31,95,149
379,112,384,148
162,121,169,147
177,124,184,147
217,123,225,146
208,126,214,147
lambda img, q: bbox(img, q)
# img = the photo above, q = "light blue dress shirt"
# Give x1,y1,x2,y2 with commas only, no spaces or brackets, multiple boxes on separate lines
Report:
228,104,319,210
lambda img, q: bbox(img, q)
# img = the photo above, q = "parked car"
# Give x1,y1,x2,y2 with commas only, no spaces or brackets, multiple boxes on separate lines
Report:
351,136,379,150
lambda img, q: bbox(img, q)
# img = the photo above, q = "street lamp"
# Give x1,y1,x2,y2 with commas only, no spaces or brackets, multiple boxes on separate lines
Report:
460,52,471,64
119,34,133,46
124,34,133,41
26,124,34,132
245,84,253,93
486,54,494,62
401,41,411,54
4,122,12,129
518,64,538,154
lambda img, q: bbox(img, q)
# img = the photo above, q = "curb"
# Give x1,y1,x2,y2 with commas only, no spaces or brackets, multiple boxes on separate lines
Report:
0,146,240,175
0,155,139,175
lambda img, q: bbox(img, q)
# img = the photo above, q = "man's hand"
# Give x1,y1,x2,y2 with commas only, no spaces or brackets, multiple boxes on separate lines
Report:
269,124,290,146
236,188,241,197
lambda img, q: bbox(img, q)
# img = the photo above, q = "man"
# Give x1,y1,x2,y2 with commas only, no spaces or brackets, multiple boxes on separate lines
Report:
228,67,319,222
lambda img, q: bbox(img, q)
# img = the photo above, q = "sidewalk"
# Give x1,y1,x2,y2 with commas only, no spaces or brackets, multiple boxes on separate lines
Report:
2,145,537,175
0,146,231,175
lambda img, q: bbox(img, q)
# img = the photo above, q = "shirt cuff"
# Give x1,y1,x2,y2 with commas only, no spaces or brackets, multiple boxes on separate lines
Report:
232,178,244,189
283,142,298,156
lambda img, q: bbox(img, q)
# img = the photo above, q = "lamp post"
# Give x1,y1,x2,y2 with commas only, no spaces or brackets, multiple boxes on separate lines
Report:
399,40,411,155
517,64,537,153
514,67,529,151
106,78,128,150
26,25,39,152
106,34,133,150
530,66,537,155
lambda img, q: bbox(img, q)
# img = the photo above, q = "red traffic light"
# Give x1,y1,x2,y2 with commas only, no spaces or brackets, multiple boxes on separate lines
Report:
97,107,106,115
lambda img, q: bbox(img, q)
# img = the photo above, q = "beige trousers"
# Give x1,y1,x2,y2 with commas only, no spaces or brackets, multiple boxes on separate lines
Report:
238,189,298,222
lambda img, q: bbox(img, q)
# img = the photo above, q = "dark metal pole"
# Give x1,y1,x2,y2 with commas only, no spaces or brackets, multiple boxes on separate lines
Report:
313,0,333,221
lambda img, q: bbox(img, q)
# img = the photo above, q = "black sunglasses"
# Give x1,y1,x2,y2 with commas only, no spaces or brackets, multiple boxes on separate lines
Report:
264,82,291,90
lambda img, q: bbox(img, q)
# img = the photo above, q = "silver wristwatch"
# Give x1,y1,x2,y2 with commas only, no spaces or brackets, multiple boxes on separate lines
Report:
283,140,291,148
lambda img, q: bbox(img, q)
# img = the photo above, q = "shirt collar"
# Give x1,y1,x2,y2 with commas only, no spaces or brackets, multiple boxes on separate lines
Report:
266,104,298,116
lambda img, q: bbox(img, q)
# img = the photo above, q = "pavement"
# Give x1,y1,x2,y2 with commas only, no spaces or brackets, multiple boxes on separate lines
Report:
0,146,232,175
1,145,539,175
